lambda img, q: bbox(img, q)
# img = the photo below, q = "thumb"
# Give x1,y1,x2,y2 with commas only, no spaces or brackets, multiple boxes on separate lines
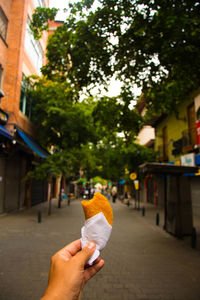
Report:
75,242,96,267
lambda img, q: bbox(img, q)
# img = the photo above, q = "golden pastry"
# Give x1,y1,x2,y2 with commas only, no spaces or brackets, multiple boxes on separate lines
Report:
81,192,113,226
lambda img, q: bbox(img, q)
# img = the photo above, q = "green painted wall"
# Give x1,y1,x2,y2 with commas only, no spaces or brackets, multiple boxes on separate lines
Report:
155,97,194,162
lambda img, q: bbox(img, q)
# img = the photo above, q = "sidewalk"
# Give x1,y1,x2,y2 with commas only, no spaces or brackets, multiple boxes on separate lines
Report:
126,198,200,251
0,198,200,300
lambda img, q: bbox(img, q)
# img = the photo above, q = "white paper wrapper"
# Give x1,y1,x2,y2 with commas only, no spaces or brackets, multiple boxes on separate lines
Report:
81,211,112,265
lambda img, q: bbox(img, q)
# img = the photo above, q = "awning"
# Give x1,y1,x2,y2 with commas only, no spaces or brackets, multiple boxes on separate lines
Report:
0,124,12,139
17,129,49,158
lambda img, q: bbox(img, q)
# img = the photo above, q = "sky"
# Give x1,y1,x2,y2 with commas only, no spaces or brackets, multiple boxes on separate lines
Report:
49,0,141,101
49,0,70,20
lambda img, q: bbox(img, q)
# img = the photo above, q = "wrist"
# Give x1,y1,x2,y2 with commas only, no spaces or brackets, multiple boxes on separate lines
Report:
41,287,78,300
41,288,66,300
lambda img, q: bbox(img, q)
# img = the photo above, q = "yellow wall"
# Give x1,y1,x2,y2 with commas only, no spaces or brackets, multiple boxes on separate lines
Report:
155,97,194,162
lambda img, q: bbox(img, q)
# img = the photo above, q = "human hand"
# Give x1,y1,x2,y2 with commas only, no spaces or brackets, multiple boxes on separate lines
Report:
41,239,104,300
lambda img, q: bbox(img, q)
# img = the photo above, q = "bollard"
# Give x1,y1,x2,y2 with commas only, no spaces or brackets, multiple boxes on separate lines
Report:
156,213,159,226
127,200,130,207
191,227,196,249
38,210,42,223
142,207,145,216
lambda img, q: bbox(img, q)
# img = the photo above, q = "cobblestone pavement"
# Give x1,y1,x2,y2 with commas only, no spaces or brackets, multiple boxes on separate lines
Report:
0,198,200,300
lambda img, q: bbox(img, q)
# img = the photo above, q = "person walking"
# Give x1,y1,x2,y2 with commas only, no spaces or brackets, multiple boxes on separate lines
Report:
111,186,117,203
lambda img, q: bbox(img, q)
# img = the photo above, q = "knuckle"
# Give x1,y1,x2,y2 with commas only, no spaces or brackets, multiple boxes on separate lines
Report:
51,254,57,263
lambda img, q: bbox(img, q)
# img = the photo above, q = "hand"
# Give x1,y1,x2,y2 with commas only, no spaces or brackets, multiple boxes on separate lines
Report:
41,239,104,300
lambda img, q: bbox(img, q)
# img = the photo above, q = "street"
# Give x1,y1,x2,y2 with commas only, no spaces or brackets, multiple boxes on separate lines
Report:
0,199,200,300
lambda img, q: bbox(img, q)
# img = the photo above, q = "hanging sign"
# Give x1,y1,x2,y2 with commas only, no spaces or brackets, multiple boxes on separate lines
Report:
134,180,139,190
194,94,200,145
181,153,195,166
130,172,137,180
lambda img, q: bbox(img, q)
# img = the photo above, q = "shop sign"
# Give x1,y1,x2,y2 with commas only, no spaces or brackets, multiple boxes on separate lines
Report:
196,120,200,145
194,94,200,145
125,168,129,175
174,160,181,166
195,169,200,176
195,154,200,166
130,172,137,180
181,153,195,166
134,180,139,190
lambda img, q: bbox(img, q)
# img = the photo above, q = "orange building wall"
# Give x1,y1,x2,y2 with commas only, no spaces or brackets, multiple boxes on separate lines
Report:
48,20,64,35
0,0,49,137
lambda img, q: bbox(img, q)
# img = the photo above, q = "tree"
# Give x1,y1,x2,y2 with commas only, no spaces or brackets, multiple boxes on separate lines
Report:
27,76,154,183
25,77,100,207
28,76,97,150
92,136,156,182
30,0,200,115
92,94,143,144
28,0,169,187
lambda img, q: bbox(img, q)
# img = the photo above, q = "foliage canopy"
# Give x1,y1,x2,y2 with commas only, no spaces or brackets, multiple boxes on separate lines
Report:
31,0,200,114
26,76,155,181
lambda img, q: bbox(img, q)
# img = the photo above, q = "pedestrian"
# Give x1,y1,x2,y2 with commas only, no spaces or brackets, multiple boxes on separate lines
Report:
80,186,84,198
94,186,101,193
83,188,88,199
61,188,67,201
111,186,117,203
90,187,95,198
88,187,91,199
41,239,104,300
107,187,111,201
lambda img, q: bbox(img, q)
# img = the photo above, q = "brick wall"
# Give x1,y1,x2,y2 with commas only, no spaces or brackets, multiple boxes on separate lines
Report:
0,0,49,137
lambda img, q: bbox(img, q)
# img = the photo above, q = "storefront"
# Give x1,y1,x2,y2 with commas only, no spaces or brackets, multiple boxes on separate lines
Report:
0,116,49,213
180,152,200,217
139,163,198,238
0,125,13,213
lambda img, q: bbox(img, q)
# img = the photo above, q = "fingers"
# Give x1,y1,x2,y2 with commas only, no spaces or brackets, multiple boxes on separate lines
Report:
84,259,105,283
64,239,82,255
74,242,96,268
57,239,82,259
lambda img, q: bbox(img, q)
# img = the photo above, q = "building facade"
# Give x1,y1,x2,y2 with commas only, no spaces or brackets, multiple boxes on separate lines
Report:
0,0,49,213
136,96,155,149
148,91,200,217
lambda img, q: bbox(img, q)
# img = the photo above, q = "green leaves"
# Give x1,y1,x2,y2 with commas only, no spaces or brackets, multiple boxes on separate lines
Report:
30,7,58,39
27,77,97,150
29,1,200,115
28,0,200,180
90,136,156,181
92,95,143,142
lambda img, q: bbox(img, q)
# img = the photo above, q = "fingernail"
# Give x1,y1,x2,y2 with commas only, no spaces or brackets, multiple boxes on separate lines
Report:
87,241,96,249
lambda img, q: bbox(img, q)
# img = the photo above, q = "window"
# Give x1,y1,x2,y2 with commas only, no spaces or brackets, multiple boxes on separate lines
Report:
33,0,46,8
25,17,44,73
0,6,8,42
19,75,32,119
0,64,3,88
187,103,197,146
